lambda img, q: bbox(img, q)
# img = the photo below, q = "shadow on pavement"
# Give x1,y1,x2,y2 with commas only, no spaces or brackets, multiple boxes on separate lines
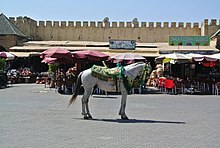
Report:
74,118,186,124
92,95,118,99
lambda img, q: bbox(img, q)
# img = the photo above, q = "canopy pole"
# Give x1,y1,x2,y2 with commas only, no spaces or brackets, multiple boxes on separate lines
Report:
102,61,107,68
170,63,172,76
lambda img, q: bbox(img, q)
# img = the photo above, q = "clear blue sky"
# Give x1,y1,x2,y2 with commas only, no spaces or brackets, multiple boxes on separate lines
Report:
1,0,220,23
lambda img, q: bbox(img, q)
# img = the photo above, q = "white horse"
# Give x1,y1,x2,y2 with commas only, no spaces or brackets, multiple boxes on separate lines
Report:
68,62,150,120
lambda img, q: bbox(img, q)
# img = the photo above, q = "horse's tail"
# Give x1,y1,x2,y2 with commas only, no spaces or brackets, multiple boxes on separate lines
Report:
68,72,83,107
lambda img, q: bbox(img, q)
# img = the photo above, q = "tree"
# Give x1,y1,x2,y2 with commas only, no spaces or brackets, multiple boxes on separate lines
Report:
0,58,6,70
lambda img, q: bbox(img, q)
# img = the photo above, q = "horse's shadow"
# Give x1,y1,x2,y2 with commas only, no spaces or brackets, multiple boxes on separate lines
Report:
75,118,186,124
92,95,118,99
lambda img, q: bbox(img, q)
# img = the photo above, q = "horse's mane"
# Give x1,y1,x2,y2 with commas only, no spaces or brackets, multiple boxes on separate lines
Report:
124,62,145,70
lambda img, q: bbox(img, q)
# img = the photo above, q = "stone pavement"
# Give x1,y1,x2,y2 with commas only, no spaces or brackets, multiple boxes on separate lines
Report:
0,84,220,148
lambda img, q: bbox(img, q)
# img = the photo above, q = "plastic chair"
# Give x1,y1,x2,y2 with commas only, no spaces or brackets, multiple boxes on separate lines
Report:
215,82,220,95
174,79,184,94
183,78,194,94
158,77,166,93
164,79,175,94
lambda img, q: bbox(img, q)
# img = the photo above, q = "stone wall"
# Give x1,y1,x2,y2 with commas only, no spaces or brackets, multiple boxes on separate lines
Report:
0,35,17,51
8,16,220,43
201,19,220,36
9,16,37,40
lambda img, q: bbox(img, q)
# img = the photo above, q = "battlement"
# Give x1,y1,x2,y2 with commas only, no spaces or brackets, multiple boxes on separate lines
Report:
8,15,220,42
9,16,37,25
202,19,220,26
9,16,220,29
35,20,203,28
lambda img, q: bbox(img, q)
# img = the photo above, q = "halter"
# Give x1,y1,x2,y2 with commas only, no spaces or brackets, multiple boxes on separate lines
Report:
138,63,151,84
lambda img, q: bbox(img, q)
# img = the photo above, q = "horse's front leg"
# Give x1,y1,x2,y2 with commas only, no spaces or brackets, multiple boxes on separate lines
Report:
85,102,92,119
119,85,129,120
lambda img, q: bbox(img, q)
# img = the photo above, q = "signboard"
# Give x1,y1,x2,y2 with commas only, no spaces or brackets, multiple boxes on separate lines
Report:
109,40,136,50
169,36,210,46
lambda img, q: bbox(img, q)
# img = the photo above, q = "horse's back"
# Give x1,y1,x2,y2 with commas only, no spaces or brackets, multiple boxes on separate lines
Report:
81,69,98,88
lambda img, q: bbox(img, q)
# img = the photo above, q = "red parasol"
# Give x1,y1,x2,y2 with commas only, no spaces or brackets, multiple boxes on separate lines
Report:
41,47,72,60
0,51,16,60
41,57,57,64
41,57,72,64
109,53,146,64
72,50,109,61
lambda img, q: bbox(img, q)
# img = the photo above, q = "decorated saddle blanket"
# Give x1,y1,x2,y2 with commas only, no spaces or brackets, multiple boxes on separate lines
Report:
91,65,122,82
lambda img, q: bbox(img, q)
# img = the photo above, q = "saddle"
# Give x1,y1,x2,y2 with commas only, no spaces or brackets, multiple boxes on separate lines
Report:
91,65,123,82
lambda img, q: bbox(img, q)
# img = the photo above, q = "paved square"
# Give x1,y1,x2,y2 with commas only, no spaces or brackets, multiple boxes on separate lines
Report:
0,84,220,147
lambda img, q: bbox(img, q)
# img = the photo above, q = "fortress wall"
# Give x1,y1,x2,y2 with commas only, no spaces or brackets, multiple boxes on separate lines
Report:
36,21,202,42
0,35,17,50
9,16,37,40
207,19,220,36
10,17,220,42
201,19,220,36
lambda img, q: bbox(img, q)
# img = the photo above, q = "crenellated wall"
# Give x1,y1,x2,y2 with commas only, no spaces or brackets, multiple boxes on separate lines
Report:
201,19,220,36
8,16,220,43
35,21,201,42
9,16,37,40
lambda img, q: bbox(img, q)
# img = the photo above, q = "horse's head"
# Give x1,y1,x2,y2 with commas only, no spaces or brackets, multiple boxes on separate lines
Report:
123,62,147,79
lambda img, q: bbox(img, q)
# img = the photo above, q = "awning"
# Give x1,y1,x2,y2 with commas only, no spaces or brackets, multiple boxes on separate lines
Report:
9,41,160,58
9,52,41,57
101,51,159,57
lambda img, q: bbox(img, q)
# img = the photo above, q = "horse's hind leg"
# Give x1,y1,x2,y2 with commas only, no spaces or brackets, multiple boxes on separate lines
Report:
82,88,93,119
81,96,87,119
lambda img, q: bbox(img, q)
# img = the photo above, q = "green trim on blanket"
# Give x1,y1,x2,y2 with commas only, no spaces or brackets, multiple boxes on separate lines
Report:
91,64,124,82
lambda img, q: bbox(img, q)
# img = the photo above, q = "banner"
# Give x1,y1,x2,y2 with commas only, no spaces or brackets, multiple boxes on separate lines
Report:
169,36,210,46
109,40,136,50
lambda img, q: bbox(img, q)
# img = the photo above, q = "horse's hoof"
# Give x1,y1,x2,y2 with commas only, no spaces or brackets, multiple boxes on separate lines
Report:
84,116,89,120
88,115,93,119
121,116,129,120
84,115,93,120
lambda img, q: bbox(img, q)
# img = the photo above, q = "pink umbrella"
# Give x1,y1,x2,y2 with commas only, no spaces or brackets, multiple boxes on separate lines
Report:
109,53,146,64
41,57,72,64
41,57,57,64
72,50,109,61
0,52,16,60
40,47,72,61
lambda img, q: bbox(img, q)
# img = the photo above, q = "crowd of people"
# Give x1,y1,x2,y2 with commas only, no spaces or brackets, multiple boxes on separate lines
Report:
146,64,164,87
36,67,78,94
